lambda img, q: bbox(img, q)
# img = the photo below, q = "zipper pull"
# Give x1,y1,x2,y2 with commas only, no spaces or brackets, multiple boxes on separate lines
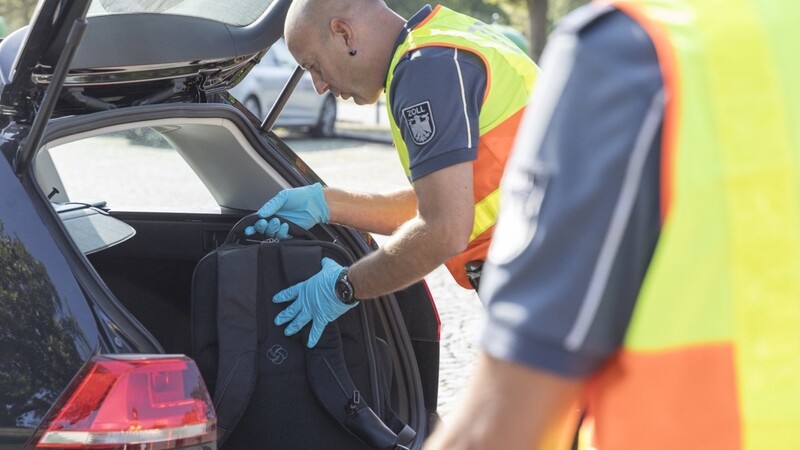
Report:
245,237,279,244
346,390,361,416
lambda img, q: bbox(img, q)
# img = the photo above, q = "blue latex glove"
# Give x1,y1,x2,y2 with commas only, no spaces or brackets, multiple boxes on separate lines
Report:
245,183,330,239
274,257,356,348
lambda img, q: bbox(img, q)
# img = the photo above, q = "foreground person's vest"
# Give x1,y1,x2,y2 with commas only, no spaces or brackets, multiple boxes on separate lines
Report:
385,5,538,289
586,0,800,448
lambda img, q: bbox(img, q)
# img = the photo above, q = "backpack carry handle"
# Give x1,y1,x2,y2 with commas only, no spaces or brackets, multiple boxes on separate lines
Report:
225,212,315,245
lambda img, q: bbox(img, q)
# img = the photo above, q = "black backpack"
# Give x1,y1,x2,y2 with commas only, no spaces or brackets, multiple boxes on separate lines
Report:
191,215,414,449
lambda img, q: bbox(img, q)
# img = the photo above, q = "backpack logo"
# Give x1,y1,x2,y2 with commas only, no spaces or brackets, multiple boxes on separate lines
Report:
402,101,436,145
267,344,288,364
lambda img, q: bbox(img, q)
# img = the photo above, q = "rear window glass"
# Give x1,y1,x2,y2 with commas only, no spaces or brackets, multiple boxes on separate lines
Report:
88,0,273,27
45,127,219,214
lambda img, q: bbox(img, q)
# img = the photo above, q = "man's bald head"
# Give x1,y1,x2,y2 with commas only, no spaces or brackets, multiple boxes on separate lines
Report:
281,0,405,106
285,0,382,43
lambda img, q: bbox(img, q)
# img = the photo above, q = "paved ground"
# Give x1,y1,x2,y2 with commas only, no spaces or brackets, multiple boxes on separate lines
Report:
285,130,485,422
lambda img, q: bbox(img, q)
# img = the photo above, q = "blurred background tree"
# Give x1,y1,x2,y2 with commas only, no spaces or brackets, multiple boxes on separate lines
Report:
0,0,38,38
386,0,510,23
0,0,589,59
383,0,589,61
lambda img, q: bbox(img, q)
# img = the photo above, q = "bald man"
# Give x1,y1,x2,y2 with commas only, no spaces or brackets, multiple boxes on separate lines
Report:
246,0,539,349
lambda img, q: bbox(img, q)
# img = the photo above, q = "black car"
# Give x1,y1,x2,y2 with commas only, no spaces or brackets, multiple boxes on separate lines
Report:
0,1,440,448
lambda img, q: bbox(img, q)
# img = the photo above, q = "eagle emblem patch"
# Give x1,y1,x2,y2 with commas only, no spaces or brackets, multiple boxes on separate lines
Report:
402,101,436,145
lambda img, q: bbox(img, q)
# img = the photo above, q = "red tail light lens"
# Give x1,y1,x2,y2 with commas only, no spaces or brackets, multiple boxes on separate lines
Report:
36,355,216,449
419,279,442,341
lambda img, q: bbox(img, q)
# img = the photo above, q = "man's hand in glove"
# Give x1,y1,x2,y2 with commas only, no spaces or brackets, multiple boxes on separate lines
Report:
273,257,356,348
245,182,330,239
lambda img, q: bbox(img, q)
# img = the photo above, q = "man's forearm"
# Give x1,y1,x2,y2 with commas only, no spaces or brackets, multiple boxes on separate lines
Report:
347,214,458,299
339,161,476,299
324,187,417,235
424,353,585,450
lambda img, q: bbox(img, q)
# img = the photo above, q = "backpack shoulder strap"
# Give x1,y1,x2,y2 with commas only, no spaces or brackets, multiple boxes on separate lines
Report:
307,323,416,449
213,244,260,447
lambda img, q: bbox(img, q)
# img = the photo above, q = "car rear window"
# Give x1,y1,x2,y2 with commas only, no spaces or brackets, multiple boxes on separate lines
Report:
88,0,273,27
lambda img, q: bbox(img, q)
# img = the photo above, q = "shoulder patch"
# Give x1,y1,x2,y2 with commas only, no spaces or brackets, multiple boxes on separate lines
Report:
402,101,436,145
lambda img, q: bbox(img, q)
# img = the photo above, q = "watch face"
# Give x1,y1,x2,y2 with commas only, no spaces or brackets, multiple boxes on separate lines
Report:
336,271,355,304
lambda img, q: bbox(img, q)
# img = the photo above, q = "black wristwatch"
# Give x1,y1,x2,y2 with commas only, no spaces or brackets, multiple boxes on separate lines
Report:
335,267,359,305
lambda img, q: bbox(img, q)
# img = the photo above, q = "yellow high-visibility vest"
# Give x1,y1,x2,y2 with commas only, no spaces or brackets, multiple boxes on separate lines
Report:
385,5,539,288
587,1,800,448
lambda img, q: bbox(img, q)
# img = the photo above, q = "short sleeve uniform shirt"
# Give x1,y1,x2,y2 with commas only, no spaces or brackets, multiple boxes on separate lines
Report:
387,5,486,182
480,4,665,378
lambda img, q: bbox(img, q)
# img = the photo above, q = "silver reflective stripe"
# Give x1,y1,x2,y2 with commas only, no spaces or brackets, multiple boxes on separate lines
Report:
564,88,665,351
453,48,473,148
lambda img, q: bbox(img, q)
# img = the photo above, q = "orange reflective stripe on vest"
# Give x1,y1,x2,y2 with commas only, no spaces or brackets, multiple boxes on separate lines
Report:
385,5,539,288
587,0,800,448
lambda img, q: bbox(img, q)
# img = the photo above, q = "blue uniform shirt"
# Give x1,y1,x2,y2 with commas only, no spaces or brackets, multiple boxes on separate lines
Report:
480,5,664,378
387,5,486,182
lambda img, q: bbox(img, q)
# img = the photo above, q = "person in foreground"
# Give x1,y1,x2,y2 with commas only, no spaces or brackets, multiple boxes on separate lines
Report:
247,0,539,347
424,0,800,449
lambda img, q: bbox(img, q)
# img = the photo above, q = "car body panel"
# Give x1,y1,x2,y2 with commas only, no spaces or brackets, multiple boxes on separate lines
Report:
0,1,440,446
0,141,99,446
0,102,440,446
0,0,91,117
0,0,289,121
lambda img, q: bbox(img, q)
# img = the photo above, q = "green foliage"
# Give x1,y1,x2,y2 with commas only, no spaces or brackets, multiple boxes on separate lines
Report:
0,0,38,37
383,0,589,62
0,222,83,427
549,0,590,26
384,0,510,25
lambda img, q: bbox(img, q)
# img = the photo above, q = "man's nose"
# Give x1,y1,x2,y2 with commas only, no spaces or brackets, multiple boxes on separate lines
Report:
310,74,330,95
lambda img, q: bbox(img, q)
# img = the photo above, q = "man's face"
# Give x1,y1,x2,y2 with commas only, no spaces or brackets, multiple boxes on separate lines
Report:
287,28,382,105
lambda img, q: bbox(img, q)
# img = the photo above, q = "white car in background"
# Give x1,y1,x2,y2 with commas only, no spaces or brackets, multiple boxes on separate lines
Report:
231,39,337,137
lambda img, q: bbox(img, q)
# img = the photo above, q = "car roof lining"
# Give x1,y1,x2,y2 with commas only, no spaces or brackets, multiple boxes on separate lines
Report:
45,1,289,70
37,116,291,212
88,0,272,27
65,14,238,70
163,119,291,209
1,0,290,97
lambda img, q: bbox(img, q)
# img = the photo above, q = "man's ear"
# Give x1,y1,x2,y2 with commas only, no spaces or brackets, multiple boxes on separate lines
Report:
330,18,354,49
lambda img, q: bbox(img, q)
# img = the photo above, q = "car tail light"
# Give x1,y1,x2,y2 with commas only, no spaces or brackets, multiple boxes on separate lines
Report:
419,279,442,341
34,355,216,449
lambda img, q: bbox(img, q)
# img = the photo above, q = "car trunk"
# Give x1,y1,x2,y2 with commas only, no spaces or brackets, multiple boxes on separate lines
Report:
3,0,437,447
34,103,440,447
